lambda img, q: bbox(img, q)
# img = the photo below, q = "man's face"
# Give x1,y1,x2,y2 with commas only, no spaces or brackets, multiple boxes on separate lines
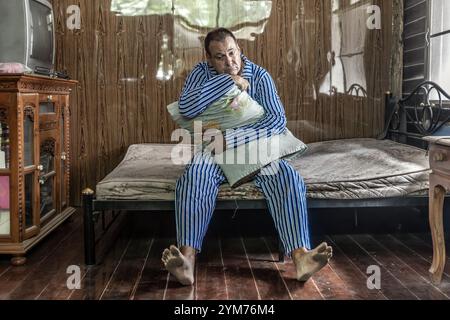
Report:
207,36,242,76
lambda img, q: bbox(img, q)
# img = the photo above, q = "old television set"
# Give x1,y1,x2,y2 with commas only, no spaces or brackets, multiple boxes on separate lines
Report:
0,0,55,74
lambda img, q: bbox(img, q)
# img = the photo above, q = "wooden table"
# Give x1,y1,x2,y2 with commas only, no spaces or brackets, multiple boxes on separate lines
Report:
424,136,450,285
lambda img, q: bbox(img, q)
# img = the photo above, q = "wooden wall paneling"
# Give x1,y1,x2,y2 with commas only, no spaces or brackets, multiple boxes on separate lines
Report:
391,0,404,98
79,0,95,207
94,0,109,186
136,17,147,143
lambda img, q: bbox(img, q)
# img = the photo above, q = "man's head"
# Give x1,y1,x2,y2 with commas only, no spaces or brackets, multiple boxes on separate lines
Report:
205,28,242,76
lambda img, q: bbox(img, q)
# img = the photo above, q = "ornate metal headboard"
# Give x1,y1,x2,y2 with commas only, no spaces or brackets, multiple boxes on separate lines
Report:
346,83,368,98
381,81,450,148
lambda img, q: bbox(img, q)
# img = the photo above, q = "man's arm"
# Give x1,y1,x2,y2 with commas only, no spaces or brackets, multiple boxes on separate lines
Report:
179,64,235,119
224,72,287,149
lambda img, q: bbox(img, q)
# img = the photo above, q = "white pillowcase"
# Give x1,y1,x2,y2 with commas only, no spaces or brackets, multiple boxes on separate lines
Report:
167,86,265,133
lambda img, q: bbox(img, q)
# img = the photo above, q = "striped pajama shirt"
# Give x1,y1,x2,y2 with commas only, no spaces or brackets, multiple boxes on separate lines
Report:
175,55,311,256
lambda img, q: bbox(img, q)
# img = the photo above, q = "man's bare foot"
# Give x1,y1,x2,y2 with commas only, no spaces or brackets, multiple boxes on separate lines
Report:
161,245,195,286
293,242,333,282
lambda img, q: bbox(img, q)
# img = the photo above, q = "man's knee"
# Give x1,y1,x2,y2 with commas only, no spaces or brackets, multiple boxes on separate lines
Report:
177,156,224,190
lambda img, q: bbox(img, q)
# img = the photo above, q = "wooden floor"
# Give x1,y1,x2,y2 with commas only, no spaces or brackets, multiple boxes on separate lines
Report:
1,209,450,300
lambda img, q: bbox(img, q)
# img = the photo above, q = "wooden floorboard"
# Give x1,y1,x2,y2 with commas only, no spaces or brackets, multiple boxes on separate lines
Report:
35,226,86,299
69,217,133,300
100,234,154,300
8,220,85,300
0,209,449,300
220,237,260,300
371,234,450,298
393,233,450,278
309,262,355,300
241,237,291,300
131,237,172,300
0,214,82,299
350,234,447,300
327,234,418,300
263,237,323,300
164,274,196,300
410,233,450,276
37,212,125,300
324,235,387,300
0,260,11,278
195,237,228,300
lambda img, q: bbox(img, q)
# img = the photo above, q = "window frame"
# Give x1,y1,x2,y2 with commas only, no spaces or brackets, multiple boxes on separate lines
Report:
426,0,450,104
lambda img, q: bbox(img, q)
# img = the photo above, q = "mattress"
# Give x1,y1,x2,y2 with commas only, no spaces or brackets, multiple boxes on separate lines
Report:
96,139,430,201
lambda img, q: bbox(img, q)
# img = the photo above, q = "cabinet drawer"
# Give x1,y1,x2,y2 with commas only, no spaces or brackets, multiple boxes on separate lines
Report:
429,144,450,175
39,94,58,114
39,94,59,131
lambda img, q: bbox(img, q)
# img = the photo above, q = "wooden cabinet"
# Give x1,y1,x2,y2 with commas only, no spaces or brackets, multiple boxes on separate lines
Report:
0,74,77,265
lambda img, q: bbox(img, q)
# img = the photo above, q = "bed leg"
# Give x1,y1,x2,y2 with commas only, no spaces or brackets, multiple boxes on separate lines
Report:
83,188,96,266
278,236,285,263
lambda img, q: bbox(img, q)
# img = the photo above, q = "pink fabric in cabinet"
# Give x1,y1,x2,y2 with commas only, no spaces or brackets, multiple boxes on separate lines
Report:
0,176,9,209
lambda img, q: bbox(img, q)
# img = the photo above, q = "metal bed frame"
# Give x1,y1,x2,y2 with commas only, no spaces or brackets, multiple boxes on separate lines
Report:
83,81,450,266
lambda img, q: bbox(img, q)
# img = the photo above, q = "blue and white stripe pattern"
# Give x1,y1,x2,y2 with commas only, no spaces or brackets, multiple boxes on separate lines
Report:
179,55,287,149
175,56,311,256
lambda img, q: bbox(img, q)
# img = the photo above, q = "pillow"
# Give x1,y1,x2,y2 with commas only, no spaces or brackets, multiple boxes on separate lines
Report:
167,86,265,133
0,63,32,74
213,128,308,188
167,87,308,188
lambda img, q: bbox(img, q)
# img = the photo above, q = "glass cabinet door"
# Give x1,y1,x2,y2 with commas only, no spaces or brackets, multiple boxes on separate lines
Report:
38,94,59,224
60,104,68,210
0,109,10,236
0,176,10,236
39,137,57,222
0,111,9,170
22,102,40,239
24,108,36,231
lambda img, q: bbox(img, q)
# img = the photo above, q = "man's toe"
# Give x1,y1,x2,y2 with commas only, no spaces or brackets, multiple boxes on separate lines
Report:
316,242,328,253
170,245,181,257
162,249,170,259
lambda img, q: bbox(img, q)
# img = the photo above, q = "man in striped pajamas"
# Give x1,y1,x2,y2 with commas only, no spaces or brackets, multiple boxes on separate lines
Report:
162,28,332,286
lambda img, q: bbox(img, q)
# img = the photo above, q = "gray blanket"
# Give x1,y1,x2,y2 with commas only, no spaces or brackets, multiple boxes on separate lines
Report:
96,138,430,201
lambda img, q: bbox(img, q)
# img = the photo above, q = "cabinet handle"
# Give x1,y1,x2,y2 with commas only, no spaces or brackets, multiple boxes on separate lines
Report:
61,152,67,160
37,165,44,171
433,153,447,162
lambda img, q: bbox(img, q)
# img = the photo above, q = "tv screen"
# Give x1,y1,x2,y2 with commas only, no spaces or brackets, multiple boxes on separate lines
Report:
29,0,54,65
0,0,54,73
28,0,54,71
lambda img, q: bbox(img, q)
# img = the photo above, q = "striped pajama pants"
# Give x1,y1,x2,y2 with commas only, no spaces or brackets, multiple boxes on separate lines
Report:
175,153,312,256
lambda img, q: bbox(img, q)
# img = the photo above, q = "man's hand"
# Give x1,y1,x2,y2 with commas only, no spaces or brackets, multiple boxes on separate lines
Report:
230,75,250,91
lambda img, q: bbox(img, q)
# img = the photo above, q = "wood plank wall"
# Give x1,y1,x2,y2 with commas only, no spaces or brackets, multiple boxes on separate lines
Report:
50,0,401,205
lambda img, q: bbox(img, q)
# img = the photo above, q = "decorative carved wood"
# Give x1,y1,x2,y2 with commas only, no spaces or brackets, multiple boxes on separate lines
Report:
0,73,77,264
0,75,75,94
0,107,7,122
41,139,56,156
40,121,58,131
23,106,35,122
17,107,24,240
62,105,71,206
0,82,19,90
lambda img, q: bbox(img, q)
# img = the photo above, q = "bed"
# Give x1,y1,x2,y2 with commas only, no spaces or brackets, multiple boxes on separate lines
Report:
83,81,450,265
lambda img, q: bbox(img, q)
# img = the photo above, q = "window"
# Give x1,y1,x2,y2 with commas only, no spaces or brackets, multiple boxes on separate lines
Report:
428,0,450,100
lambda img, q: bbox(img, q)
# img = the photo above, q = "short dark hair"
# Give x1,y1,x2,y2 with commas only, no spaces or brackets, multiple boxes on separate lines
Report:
204,28,238,56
